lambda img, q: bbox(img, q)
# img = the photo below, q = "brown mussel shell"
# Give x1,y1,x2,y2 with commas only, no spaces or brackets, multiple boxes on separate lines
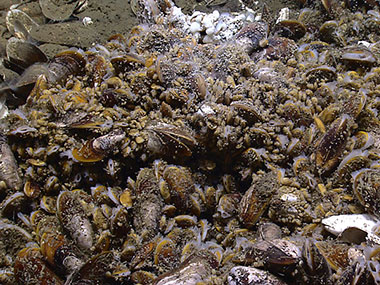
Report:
14,246,64,285
314,115,352,175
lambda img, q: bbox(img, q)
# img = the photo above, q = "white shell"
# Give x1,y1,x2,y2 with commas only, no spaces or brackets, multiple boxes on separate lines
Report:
322,214,380,244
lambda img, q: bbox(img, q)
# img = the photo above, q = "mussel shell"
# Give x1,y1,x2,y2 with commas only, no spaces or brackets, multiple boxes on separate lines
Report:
155,250,218,285
39,0,80,21
256,37,297,62
274,20,307,40
302,239,332,282
239,171,278,228
6,9,39,39
353,168,380,217
319,20,339,44
56,191,93,249
5,38,48,74
14,246,64,285
228,266,287,285
231,100,264,123
111,53,146,74
72,140,105,163
48,50,86,84
146,123,197,161
163,166,195,213
133,168,163,240
341,46,377,67
0,221,33,259
0,134,23,191
66,251,115,284
305,65,337,82
314,115,351,174
235,22,268,54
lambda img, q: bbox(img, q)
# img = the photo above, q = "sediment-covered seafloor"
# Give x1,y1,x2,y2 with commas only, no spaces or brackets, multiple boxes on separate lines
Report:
1,0,380,284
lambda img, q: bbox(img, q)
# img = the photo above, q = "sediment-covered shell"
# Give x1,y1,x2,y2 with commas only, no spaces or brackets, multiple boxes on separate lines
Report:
66,251,115,284
0,221,33,263
268,186,313,226
14,246,64,285
39,0,87,21
235,22,268,54
154,250,218,284
353,168,380,217
133,168,163,241
1,0,380,283
239,171,278,228
56,191,93,250
161,165,196,214
227,266,287,285
0,134,22,191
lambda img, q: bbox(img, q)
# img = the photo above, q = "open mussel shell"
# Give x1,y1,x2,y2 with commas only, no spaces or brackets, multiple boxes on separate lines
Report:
273,20,307,40
39,0,84,21
5,38,48,74
3,63,50,106
6,9,39,40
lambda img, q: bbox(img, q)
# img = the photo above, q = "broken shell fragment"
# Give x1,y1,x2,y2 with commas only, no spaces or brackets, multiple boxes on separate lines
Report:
322,214,380,244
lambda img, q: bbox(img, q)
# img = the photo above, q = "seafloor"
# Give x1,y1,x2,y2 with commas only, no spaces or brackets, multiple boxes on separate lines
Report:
0,0,380,284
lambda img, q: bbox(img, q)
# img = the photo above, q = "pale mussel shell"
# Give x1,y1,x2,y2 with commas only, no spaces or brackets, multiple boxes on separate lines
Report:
353,168,380,218
39,0,87,21
5,8,39,40
56,191,93,250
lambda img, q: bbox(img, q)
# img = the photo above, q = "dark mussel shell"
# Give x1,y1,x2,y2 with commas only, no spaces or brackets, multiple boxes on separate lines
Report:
48,50,86,84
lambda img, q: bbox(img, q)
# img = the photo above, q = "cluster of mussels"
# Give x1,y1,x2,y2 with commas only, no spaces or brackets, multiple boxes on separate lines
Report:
1,0,380,284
